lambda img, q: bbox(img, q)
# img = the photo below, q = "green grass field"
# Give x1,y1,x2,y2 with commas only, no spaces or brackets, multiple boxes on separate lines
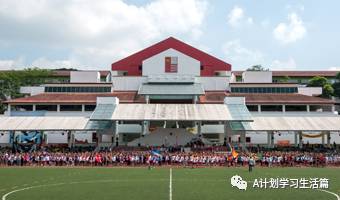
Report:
0,167,339,200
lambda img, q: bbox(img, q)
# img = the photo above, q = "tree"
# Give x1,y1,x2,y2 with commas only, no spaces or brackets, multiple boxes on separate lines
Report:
279,75,290,83
0,68,52,113
307,76,328,87
307,76,334,98
246,65,269,71
332,72,340,97
322,84,334,98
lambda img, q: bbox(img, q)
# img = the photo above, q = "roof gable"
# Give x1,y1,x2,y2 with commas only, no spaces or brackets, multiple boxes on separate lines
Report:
111,37,231,76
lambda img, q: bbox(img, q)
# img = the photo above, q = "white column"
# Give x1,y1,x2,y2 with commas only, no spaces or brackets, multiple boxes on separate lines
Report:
299,131,303,149
197,121,202,138
145,95,150,104
332,105,335,113
327,132,331,147
267,131,271,148
193,96,198,104
7,104,11,116
321,131,325,146
258,105,261,113
282,105,286,113
32,104,36,111
224,122,232,145
57,104,60,112
240,131,246,150
114,121,119,146
306,105,310,112
81,104,85,112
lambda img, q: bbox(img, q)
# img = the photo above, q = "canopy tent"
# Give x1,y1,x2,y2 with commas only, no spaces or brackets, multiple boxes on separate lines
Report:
0,116,90,131
232,116,340,131
109,104,253,121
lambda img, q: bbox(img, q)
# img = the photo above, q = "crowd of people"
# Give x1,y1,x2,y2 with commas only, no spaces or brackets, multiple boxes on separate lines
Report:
1,147,339,168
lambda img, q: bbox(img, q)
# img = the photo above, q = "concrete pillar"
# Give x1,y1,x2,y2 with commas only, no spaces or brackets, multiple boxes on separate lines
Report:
114,121,119,146
327,132,331,147
321,131,325,146
299,131,303,149
224,122,232,146
332,105,335,113
32,104,36,111
81,104,85,112
294,132,298,147
68,131,74,148
145,95,150,104
240,131,246,150
306,105,310,112
258,105,261,113
267,131,271,148
7,105,11,116
270,131,274,148
282,105,286,113
57,104,60,112
197,121,202,138
193,96,198,104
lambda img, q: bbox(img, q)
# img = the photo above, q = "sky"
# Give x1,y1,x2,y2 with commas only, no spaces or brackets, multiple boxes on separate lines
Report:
0,0,339,71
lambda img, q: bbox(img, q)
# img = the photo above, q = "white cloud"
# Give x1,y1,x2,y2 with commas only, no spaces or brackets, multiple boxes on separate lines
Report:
0,0,208,69
328,67,340,71
222,39,264,69
227,6,253,27
271,57,297,70
273,13,306,44
0,57,24,70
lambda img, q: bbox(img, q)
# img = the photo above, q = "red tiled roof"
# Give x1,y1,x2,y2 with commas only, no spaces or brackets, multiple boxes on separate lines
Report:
111,37,231,76
201,92,335,105
232,71,339,77
5,92,144,104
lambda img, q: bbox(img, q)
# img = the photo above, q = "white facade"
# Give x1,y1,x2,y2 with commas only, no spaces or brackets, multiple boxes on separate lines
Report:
20,86,45,96
242,71,272,83
0,132,10,144
70,71,101,83
298,86,322,96
112,76,147,91
198,77,229,91
142,48,200,76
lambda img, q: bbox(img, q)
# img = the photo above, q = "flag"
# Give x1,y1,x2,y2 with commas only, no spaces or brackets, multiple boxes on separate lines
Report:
232,148,238,159
151,150,162,157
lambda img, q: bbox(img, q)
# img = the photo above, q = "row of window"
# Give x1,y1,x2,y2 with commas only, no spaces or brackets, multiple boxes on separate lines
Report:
45,87,111,93
231,87,298,93
12,105,97,112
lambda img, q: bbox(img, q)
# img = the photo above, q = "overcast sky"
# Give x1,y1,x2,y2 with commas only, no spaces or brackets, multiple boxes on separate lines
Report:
0,0,339,71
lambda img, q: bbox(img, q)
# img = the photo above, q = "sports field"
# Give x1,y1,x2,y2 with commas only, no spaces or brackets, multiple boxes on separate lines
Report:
0,167,339,200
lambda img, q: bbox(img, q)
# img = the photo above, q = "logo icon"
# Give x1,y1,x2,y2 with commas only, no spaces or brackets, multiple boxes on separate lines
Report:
231,175,248,190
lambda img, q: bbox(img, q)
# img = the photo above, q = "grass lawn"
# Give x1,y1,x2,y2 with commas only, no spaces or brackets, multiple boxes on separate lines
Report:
0,167,339,200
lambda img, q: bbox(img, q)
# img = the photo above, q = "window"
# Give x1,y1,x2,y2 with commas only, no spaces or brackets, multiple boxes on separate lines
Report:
85,105,96,111
165,57,178,73
261,105,283,112
246,105,258,112
60,105,82,111
36,105,57,111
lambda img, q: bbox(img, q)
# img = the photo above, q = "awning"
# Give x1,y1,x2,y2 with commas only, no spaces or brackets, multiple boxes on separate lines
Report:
0,116,90,131
138,83,205,95
232,116,340,131
110,104,253,121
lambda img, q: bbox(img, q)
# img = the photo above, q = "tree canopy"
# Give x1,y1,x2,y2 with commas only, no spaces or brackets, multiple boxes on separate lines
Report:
332,72,340,97
0,68,52,113
307,76,334,98
246,65,269,71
